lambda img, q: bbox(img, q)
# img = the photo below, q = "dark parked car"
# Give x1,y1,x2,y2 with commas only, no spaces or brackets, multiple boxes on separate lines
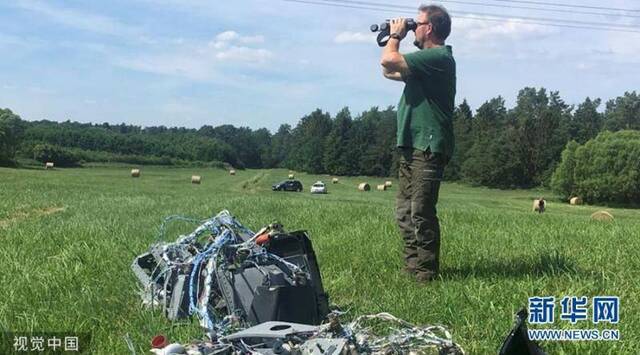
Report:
272,180,303,192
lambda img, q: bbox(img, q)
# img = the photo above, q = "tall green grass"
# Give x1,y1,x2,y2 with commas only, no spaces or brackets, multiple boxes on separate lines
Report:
0,166,638,354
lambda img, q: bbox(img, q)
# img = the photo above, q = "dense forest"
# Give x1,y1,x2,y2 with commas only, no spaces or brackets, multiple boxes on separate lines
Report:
551,130,640,204
1,88,639,190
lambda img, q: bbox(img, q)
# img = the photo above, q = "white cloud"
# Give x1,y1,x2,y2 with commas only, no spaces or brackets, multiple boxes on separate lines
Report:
334,31,372,44
116,30,273,80
239,35,265,44
216,47,273,62
454,17,553,41
215,31,264,45
207,30,271,62
216,31,239,42
211,41,227,50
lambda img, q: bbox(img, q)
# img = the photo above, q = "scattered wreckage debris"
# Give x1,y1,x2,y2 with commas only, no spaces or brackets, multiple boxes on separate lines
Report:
144,313,465,355
132,210,328,333
170,313,464,355
132,211,464,354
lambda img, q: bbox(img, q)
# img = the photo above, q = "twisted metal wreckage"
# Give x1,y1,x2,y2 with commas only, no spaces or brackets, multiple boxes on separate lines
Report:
131,210,466,354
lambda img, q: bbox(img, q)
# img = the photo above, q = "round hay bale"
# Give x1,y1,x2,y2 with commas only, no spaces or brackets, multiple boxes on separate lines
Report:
358,183,370,191
332,178,339,184
377,184,387,191
591,210,614,222
191,175,201,184
130,169,140,177
570,197,583,205
288,174,295,179
384,180,393,187
45,162,54,169
229,169,236,175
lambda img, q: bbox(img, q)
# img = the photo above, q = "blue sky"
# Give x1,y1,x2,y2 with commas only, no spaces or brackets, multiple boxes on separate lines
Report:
1,0,639,131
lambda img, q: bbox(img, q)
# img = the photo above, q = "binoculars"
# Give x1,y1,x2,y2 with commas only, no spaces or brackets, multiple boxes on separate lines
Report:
370,19,417,47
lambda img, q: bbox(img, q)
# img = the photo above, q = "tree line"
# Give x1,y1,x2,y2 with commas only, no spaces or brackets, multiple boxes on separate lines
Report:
449,89,638,188
1,88,638,189
551,130,640,204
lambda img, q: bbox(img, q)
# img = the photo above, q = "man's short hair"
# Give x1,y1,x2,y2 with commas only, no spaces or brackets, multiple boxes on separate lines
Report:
419,4,451,41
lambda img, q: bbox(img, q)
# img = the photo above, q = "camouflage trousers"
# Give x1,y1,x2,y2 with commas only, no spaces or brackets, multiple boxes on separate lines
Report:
396,148,446,280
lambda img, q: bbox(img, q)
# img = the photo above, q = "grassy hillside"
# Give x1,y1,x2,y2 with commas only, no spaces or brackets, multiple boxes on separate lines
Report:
0,166,638,354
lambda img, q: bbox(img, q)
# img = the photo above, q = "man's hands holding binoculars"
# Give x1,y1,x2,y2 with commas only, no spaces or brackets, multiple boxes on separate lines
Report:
389,18,408,41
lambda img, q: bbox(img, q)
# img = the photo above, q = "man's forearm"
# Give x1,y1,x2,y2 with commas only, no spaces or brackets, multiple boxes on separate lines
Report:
380,18,410,78
381,38,408,75
381,38,402,80
382,37,401,59
381,38,401,68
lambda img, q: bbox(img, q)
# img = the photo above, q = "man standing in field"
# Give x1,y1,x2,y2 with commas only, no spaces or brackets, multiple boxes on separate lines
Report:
380,4,456,282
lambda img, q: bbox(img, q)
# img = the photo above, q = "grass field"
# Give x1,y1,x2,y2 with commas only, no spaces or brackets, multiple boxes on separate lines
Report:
1,165,639,354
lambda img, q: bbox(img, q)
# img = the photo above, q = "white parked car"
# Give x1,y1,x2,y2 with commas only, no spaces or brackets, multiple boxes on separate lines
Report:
310,181,327,194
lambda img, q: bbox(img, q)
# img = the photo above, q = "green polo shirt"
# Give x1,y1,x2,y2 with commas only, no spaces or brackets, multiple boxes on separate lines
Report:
397,45,456,158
